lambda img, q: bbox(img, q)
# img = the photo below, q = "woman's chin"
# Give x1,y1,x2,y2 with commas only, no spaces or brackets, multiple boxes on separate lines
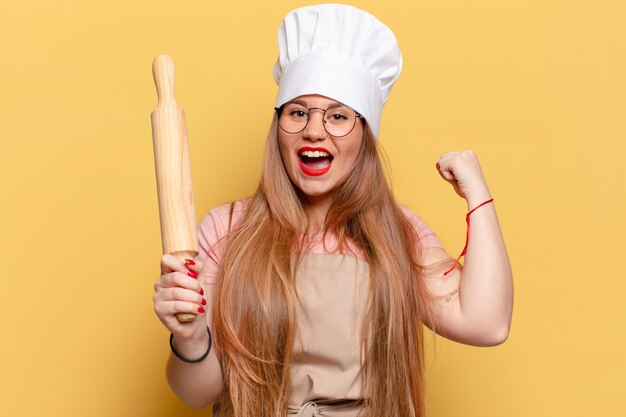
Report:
297,186,335,205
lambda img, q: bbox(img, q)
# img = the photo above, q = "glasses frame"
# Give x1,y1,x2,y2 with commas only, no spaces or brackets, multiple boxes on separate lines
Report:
274,103,364,138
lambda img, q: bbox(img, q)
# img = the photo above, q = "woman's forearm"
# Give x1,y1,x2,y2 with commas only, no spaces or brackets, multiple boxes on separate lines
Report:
166,284,224,408
166,336,223,408
459,193,514,344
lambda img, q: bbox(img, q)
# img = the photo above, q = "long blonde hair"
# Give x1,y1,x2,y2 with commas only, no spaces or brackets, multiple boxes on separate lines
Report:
214,114,440,417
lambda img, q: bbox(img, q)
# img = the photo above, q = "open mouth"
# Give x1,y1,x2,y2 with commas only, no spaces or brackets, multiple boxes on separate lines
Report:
298,147,334,176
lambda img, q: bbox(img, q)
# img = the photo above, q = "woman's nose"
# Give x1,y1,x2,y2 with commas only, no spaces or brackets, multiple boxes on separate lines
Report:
302,109,327,141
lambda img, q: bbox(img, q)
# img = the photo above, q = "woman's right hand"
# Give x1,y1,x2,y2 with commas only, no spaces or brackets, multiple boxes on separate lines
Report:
153,254,207,341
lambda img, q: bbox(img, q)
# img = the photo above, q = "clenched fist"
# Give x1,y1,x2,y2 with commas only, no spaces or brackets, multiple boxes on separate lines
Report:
436,150,493,207
153,254,206,340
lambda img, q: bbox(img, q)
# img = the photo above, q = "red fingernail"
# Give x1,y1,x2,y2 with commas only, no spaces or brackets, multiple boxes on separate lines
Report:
198,307,205,313
199,287,204,296
187,270,198,279
185,259,196,266
201,298,206,305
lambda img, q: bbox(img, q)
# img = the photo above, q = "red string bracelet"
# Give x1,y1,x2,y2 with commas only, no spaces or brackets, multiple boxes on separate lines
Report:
443,198,494,276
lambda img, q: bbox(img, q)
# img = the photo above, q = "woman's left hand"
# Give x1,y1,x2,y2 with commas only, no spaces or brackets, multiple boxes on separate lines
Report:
436,150,492,205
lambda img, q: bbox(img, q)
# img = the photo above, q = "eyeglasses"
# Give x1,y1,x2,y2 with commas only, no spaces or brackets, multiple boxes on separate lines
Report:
275,102,363,137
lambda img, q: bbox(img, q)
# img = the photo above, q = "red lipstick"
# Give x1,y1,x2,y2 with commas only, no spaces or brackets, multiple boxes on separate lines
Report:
297,147,333,177
298,146,332,153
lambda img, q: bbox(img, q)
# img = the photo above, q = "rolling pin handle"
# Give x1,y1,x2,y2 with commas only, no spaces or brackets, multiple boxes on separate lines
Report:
152,54,177,107
174,250,200,323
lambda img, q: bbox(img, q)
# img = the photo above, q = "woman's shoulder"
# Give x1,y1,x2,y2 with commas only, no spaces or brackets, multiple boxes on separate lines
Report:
198,198,251,242
206,197,251,218
398,204,445,251
398,204,426,229
196,198,252,284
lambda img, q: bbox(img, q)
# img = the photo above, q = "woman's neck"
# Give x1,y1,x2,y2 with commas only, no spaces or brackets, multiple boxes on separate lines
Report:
304,194,332,233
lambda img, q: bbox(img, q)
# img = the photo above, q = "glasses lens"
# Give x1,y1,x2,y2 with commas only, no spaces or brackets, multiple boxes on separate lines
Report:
278,103,308,134
324,105,356,137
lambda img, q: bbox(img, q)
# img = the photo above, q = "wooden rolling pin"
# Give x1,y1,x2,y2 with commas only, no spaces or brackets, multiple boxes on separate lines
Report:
150,55,199,323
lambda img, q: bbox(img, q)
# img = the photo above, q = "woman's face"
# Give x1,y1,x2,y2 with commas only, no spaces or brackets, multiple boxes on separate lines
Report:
277,94,364,206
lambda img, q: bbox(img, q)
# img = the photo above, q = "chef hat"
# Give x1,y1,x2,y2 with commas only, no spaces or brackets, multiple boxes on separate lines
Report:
273,4,402,139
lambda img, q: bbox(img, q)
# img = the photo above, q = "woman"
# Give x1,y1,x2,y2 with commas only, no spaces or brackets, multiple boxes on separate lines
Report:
153,4,513,417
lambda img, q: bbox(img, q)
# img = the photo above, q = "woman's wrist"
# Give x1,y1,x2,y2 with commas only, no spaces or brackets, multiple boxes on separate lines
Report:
466,189,493,210
171,327,211,361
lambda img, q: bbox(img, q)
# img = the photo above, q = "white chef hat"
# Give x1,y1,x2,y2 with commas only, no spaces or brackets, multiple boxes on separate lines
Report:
273,3,402,139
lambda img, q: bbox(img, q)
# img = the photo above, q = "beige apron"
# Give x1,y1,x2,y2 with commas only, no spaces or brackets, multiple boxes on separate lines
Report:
287,253,369,416
213,253,370,417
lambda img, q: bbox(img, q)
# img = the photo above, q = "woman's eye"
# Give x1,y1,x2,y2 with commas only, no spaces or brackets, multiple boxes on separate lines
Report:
329,112,348,121
290,110,307,118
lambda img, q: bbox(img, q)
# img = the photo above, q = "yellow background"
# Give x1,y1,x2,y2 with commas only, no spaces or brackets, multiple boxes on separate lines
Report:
1,0,624,416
